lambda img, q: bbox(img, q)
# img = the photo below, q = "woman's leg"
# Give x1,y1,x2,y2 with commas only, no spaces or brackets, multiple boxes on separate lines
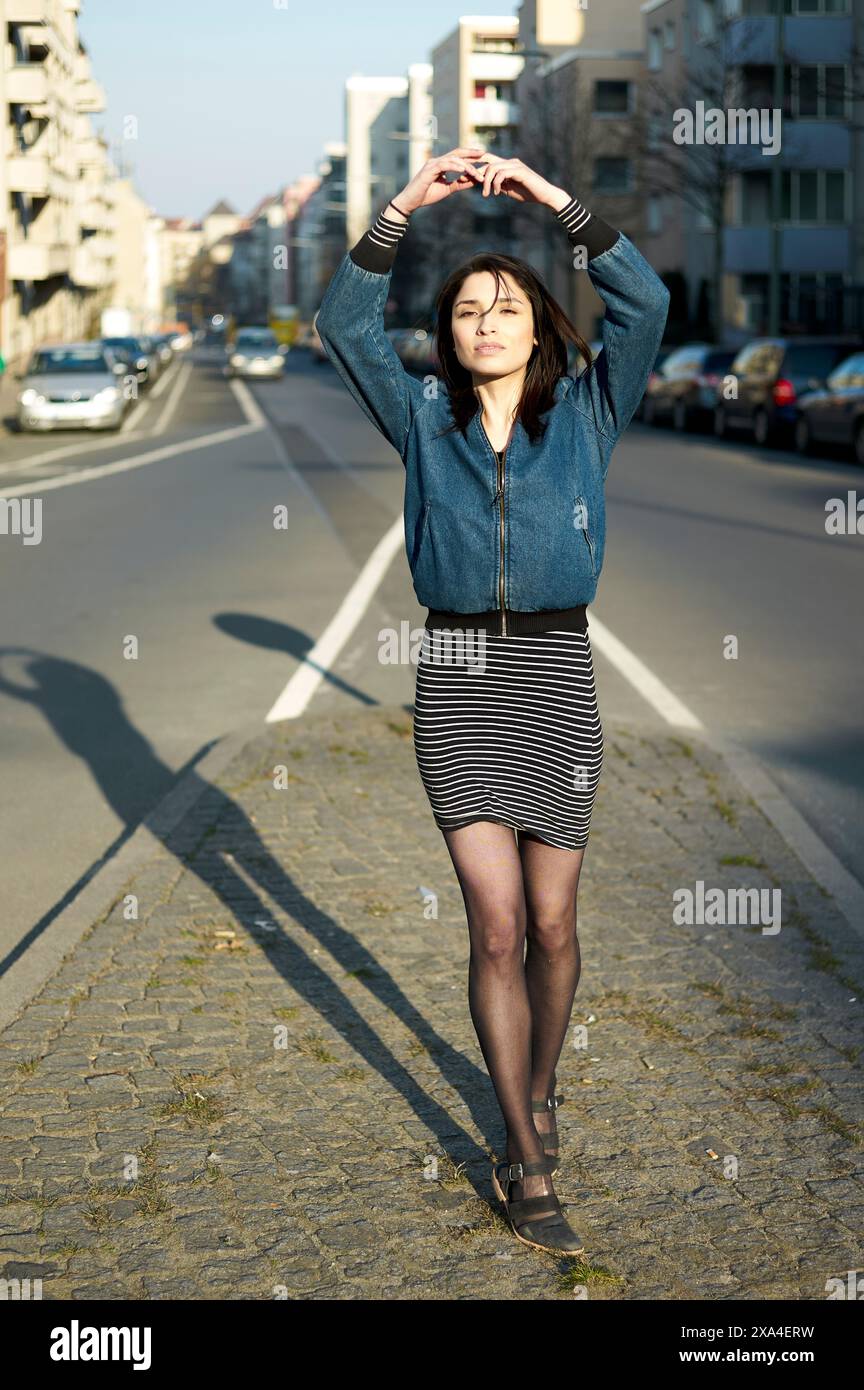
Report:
518,833,586,1144
441,821,541,1154
441,821,558,1213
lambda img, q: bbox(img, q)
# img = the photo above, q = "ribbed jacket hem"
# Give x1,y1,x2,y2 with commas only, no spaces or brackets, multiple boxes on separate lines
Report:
425,606,588,636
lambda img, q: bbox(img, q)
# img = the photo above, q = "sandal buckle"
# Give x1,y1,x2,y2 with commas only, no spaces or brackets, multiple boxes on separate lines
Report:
507,1162,524,1181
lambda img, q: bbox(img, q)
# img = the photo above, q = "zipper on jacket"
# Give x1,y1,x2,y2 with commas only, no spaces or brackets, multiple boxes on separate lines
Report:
496,447,507,636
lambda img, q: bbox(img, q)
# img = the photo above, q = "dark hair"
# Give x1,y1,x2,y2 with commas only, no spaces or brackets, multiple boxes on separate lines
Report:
432,252,593,444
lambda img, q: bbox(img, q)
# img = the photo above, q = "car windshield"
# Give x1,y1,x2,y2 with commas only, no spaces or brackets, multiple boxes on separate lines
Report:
236,332,278,351
102,338,143,355
28,348,111,374
827,352,864,389
784,345,848,376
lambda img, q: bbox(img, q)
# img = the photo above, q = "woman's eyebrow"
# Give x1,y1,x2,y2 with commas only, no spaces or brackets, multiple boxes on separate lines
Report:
455,296,524,307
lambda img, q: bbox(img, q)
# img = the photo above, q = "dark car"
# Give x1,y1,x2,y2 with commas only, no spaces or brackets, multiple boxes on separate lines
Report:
713,337,859,447
100,336,158,386
635,347,671,421
642,343,737,431
795,349,864,465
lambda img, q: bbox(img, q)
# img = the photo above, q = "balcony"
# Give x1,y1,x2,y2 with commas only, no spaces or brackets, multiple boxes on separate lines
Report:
8,240,70,281
724,224,851,275
72,242,111,288
469,96,519,128
5,1,47,20
468,52,524,82
76,77,106,114
727,15,853,65
7,154,51,196
5,63,49,108
724,120,851,172
78,196,113,231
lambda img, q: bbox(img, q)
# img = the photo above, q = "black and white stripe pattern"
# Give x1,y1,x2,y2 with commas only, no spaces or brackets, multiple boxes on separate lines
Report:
555,195,592,238
413,628,604,851
368,207,410,253
555,194,620,260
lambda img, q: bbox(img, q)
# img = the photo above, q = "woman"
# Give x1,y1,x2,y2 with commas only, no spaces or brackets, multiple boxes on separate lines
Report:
316,148,670,1255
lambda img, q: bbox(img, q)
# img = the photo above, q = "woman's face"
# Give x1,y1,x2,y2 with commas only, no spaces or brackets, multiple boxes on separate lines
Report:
451,270,537,380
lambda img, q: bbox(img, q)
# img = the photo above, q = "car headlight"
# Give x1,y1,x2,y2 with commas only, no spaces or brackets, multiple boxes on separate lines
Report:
94,386,120,403
269,355,283,366
231,354,246,365
18,388,44,406
136,357,148,369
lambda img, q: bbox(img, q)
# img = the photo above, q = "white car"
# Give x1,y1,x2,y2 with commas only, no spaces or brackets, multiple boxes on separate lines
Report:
227,327,285,379
17,343,130,432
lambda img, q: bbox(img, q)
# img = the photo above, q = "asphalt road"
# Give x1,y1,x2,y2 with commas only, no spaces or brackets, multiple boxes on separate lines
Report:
1,346,861,967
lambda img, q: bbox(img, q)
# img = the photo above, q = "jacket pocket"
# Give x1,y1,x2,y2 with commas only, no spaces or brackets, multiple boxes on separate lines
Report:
573,494,596,578
410,500,432,576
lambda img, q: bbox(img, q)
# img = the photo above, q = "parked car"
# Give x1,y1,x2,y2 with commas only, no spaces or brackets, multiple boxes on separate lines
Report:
713,337,859,447
227,326,285,379
795,349,864,465
635,347,672,420
149,332,175,368
642,343,737,431
16,343,129,432
100,335,158,386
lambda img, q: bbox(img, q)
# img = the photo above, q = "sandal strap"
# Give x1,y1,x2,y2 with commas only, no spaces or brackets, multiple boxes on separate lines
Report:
508,1193,564,1222
500,1158,551,1182
531,1093,565,1112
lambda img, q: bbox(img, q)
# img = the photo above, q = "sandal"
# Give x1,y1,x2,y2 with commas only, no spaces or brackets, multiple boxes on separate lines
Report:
532,1093,565,1174
491,1154,585,1255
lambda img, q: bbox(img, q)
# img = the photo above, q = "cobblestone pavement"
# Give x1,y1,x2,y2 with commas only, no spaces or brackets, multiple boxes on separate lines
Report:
1,705,862,1300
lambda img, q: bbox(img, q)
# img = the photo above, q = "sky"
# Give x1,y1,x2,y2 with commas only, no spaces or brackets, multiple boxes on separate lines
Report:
79,0,482,223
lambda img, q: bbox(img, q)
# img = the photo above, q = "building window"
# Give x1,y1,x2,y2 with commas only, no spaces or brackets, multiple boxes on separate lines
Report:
696,0,717,42
741,168,848,223
665,20,676,49
648,28,662,70
594,80,631,115
743,0,849,11
647,195,662,234
793,65,848,118
594,157,631,194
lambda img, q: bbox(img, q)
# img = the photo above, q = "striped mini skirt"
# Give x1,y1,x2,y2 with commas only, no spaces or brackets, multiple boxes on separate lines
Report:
412,627,603,851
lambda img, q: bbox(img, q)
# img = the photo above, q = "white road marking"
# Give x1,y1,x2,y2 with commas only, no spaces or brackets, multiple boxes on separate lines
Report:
265,514,404,722
152,360,192,434
0,422,261,499
587,613,704,730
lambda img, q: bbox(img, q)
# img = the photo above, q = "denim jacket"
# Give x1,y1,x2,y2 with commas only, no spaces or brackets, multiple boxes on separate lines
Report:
316,198,670,633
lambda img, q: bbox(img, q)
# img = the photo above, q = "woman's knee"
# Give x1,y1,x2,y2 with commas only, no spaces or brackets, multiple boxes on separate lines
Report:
526,904,578,952
470,904,526,960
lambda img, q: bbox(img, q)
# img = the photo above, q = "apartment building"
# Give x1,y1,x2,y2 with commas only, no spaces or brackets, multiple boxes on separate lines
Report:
344,68,433,248
294,143,346,319
642,0,864,342
1,0,119,362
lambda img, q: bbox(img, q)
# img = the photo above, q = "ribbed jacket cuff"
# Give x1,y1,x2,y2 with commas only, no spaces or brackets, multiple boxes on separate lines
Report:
349,207,410,274
555,195,619,260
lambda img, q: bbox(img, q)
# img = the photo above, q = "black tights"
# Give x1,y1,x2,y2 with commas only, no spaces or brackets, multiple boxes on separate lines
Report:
442,820,585,1170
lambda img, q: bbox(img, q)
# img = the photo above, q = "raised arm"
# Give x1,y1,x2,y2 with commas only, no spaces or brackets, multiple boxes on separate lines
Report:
315,205,427,460
315,148,488,461
552,191,670,446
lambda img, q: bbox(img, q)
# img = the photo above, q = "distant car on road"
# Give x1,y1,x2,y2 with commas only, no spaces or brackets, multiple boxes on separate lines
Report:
100,335,158,386
795,349,864,465
635,347,672,421
16,343,129,432
148,333,175,368
713,337,859,447
227,327,285,379
642,343,736,431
